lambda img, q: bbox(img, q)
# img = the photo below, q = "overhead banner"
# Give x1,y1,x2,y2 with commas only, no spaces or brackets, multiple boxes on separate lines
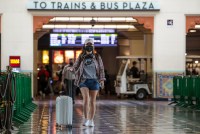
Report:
27,1,160,11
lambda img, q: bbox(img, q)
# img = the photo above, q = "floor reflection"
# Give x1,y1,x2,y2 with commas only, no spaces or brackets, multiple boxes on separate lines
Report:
11,97,200,134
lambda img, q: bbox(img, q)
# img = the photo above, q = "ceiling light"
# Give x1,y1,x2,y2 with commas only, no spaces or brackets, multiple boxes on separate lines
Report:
54,25,67,28
66,25,80,28
117,25,129,29
50,17,70,22
42,25,54,29
69,17,83,21
190,29,196,33
79,25,92,28
125,17,137,22
195,25,200,29
42,24,136,29
195,60,199,64
84,17,93,22
92,25,104,28
112,17,126,21
98,18,112,22
104,25,117,28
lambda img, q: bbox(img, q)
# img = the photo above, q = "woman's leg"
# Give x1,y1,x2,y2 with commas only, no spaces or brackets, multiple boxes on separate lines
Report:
80,87,90,119
89,90,99,120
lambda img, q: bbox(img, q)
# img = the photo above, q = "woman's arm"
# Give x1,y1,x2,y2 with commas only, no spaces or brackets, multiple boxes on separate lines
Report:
97,55,106,81
72,54,82,72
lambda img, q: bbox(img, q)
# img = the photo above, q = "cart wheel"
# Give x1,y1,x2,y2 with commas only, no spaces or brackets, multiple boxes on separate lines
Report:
135,89,147,100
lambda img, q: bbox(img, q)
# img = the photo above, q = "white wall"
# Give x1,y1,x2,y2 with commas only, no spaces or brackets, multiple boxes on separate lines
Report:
153,0,200,72
1,0,200,98
0,0,33,71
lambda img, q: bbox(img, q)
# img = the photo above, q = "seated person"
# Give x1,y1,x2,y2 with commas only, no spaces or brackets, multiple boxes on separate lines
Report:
130,61,139,78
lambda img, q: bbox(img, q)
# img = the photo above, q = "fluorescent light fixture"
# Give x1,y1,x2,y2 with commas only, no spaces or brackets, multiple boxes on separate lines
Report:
50,17,70,22
104,25,117,28
54,25,67,28
69,17,83,21
117,25,129,29
195,25,200,29
93,25,104,28
67,25,80,28
43,24,136,29
84,17,92,22
98,18,112,22
43,25,54,29
49,17,138,23
112,17,126,21
79,25,92,28
195,60,199,64
190,29,196,33
129,25,135,29
125,17,137,22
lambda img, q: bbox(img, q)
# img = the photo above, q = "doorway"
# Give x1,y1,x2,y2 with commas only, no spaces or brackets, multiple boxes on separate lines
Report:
33,16,154,98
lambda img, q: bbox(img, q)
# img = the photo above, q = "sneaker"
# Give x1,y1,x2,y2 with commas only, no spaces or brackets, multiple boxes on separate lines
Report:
89,120,95,127
39,91,43,96
83,119,90,126
42,93,45,98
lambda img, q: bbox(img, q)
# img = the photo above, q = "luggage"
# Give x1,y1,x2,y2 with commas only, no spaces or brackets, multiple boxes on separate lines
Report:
56,95,73,128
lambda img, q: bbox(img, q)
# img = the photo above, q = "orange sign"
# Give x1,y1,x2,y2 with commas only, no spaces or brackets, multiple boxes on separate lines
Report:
9,56,20,68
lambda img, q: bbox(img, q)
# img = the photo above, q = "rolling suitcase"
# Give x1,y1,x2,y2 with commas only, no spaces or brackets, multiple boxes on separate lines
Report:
56,95,73,128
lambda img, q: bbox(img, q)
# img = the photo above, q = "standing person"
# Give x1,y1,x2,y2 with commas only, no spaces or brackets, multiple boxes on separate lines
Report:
130,61,139,78
61,59,76,104
37,65,49,97
104,70,111,95
45,65,54,95
71,38,105,127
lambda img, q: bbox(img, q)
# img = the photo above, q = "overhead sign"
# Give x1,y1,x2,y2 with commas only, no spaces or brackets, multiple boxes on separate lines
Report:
27,1,160,11
9,56,20,68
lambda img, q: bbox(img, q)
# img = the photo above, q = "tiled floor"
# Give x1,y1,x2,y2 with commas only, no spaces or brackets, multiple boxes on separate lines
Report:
7,96,200,134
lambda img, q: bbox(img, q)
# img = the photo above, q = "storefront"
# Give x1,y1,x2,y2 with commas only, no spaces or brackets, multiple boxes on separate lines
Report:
0,0,199,99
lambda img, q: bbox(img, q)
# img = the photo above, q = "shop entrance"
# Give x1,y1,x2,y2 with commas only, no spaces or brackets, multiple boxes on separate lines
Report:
33,16,154,98
186,16,200,75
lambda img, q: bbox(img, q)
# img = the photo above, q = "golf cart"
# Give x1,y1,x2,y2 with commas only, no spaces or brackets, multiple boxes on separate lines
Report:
115,56,152,100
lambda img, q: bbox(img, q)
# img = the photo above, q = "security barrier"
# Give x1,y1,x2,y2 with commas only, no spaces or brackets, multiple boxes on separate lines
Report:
0,66,37,133
172,75,200,109
12,73,37,124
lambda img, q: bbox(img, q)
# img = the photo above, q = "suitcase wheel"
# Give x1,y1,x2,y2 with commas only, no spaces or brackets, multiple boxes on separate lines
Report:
66,125,72,128
56,123,61,128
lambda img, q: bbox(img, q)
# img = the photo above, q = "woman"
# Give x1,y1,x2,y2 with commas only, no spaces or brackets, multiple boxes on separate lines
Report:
72,38,105,127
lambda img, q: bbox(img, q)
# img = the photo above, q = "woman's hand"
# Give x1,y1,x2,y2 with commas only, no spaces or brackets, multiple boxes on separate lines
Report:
68,67,73,71
100,81,104,89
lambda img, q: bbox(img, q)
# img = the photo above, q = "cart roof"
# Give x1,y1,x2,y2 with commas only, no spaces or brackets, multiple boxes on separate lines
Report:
116,56,152,59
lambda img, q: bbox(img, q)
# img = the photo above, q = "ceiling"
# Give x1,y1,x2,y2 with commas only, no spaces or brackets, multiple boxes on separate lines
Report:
35,17,152,40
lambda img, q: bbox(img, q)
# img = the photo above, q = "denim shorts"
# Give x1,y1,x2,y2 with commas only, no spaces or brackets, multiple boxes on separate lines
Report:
79,79,100,90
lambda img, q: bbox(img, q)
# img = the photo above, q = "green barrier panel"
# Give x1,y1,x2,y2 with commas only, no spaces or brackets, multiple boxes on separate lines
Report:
173,76,183,105
194,76,200,109
187,76,197,108
13,73,29,123
180,76,191,107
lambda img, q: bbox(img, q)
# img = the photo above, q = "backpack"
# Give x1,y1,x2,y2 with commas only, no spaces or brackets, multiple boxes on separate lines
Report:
39,72,46,81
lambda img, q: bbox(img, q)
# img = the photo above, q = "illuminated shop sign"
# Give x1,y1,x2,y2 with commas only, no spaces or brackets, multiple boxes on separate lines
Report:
27,1,160,11
9,56,20,68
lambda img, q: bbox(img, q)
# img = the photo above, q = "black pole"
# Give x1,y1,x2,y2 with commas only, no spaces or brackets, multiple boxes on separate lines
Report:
5,66,12,134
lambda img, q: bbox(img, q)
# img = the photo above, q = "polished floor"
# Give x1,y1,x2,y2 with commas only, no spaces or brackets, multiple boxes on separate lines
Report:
9,95,200,134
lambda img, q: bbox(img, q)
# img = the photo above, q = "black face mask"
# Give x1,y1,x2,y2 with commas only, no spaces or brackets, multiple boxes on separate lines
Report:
69,62,73,66
85,45,93,52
